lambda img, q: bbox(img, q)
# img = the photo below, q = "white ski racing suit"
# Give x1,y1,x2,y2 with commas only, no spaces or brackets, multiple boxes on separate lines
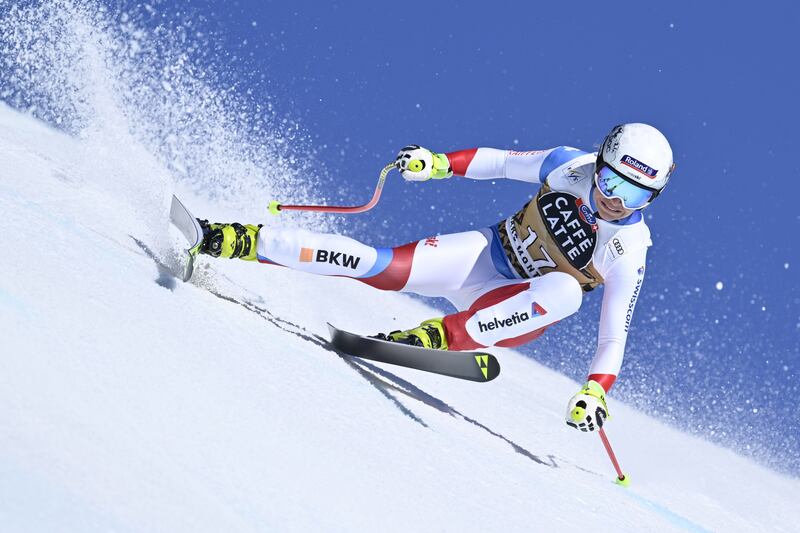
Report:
256,146,650,392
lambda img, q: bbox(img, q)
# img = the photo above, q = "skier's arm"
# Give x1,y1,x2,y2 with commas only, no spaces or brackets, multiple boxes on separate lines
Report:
445,146,577,184
586,250,648,392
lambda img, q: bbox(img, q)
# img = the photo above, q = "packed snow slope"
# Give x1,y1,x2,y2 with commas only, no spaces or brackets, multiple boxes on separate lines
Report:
0,104,798,533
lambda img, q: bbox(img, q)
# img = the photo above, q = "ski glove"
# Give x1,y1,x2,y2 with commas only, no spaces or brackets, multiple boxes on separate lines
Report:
395,145,453,182
565,380,610,432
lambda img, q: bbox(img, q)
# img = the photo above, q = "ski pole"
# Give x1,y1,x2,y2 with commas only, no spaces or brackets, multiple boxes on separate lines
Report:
598,427,630,486
268,162,395,215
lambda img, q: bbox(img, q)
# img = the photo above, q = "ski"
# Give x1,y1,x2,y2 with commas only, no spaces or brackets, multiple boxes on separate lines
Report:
328,324,500,382
169,195,205,282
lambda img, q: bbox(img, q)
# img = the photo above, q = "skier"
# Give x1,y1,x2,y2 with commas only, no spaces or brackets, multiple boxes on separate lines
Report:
197,123,674,432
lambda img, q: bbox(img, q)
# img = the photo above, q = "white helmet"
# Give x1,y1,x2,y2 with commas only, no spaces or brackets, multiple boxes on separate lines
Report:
597,123,675,205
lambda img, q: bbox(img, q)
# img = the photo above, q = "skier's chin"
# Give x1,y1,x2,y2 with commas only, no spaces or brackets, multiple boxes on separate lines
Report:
595,192,631,221
601,205,625,220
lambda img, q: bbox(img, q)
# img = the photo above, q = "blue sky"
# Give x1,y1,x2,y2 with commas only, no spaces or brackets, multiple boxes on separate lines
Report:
188,1,799,277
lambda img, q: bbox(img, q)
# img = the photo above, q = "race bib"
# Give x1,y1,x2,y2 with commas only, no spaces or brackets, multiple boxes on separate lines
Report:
536,191,598,270
499,187,604,290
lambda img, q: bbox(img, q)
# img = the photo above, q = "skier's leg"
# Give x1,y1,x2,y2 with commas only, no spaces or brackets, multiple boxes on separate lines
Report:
441,272,583,351
379,270,582,351
255,226,501,294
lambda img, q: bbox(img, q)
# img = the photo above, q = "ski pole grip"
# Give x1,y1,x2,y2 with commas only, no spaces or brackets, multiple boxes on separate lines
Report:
268,200,282,215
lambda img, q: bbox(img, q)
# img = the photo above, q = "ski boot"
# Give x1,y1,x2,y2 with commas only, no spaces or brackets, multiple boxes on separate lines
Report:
197,220,262,261
375,318,449,350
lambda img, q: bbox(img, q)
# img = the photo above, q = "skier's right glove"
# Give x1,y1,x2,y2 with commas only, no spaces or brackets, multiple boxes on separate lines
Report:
565,380,610,432
395,145,452,182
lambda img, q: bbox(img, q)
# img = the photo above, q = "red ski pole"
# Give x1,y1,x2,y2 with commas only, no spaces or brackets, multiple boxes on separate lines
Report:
268,162,395,215
598,427,629,486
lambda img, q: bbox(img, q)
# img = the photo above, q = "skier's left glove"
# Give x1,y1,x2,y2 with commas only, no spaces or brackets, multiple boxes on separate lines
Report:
565,380,610,432
395,145,452,182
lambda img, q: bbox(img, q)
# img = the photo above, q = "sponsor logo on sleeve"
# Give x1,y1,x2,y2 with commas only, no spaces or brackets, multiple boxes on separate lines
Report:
624,275,644,332
607,237,626,259
508,149,547,156
424,236,439,248
563,165,588,184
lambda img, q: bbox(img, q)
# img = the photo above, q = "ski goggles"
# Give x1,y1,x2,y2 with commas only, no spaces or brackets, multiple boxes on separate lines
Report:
594,164,656,210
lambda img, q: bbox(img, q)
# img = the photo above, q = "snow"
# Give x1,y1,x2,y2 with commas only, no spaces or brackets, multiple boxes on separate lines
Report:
1,105,799,532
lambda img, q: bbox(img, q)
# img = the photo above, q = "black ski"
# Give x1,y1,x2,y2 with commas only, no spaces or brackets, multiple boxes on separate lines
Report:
328,324,500,382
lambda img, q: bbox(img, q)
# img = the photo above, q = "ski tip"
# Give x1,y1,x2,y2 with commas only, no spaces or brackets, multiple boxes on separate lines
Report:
181,257,194,282
169,194,184,218
327,323,348,345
